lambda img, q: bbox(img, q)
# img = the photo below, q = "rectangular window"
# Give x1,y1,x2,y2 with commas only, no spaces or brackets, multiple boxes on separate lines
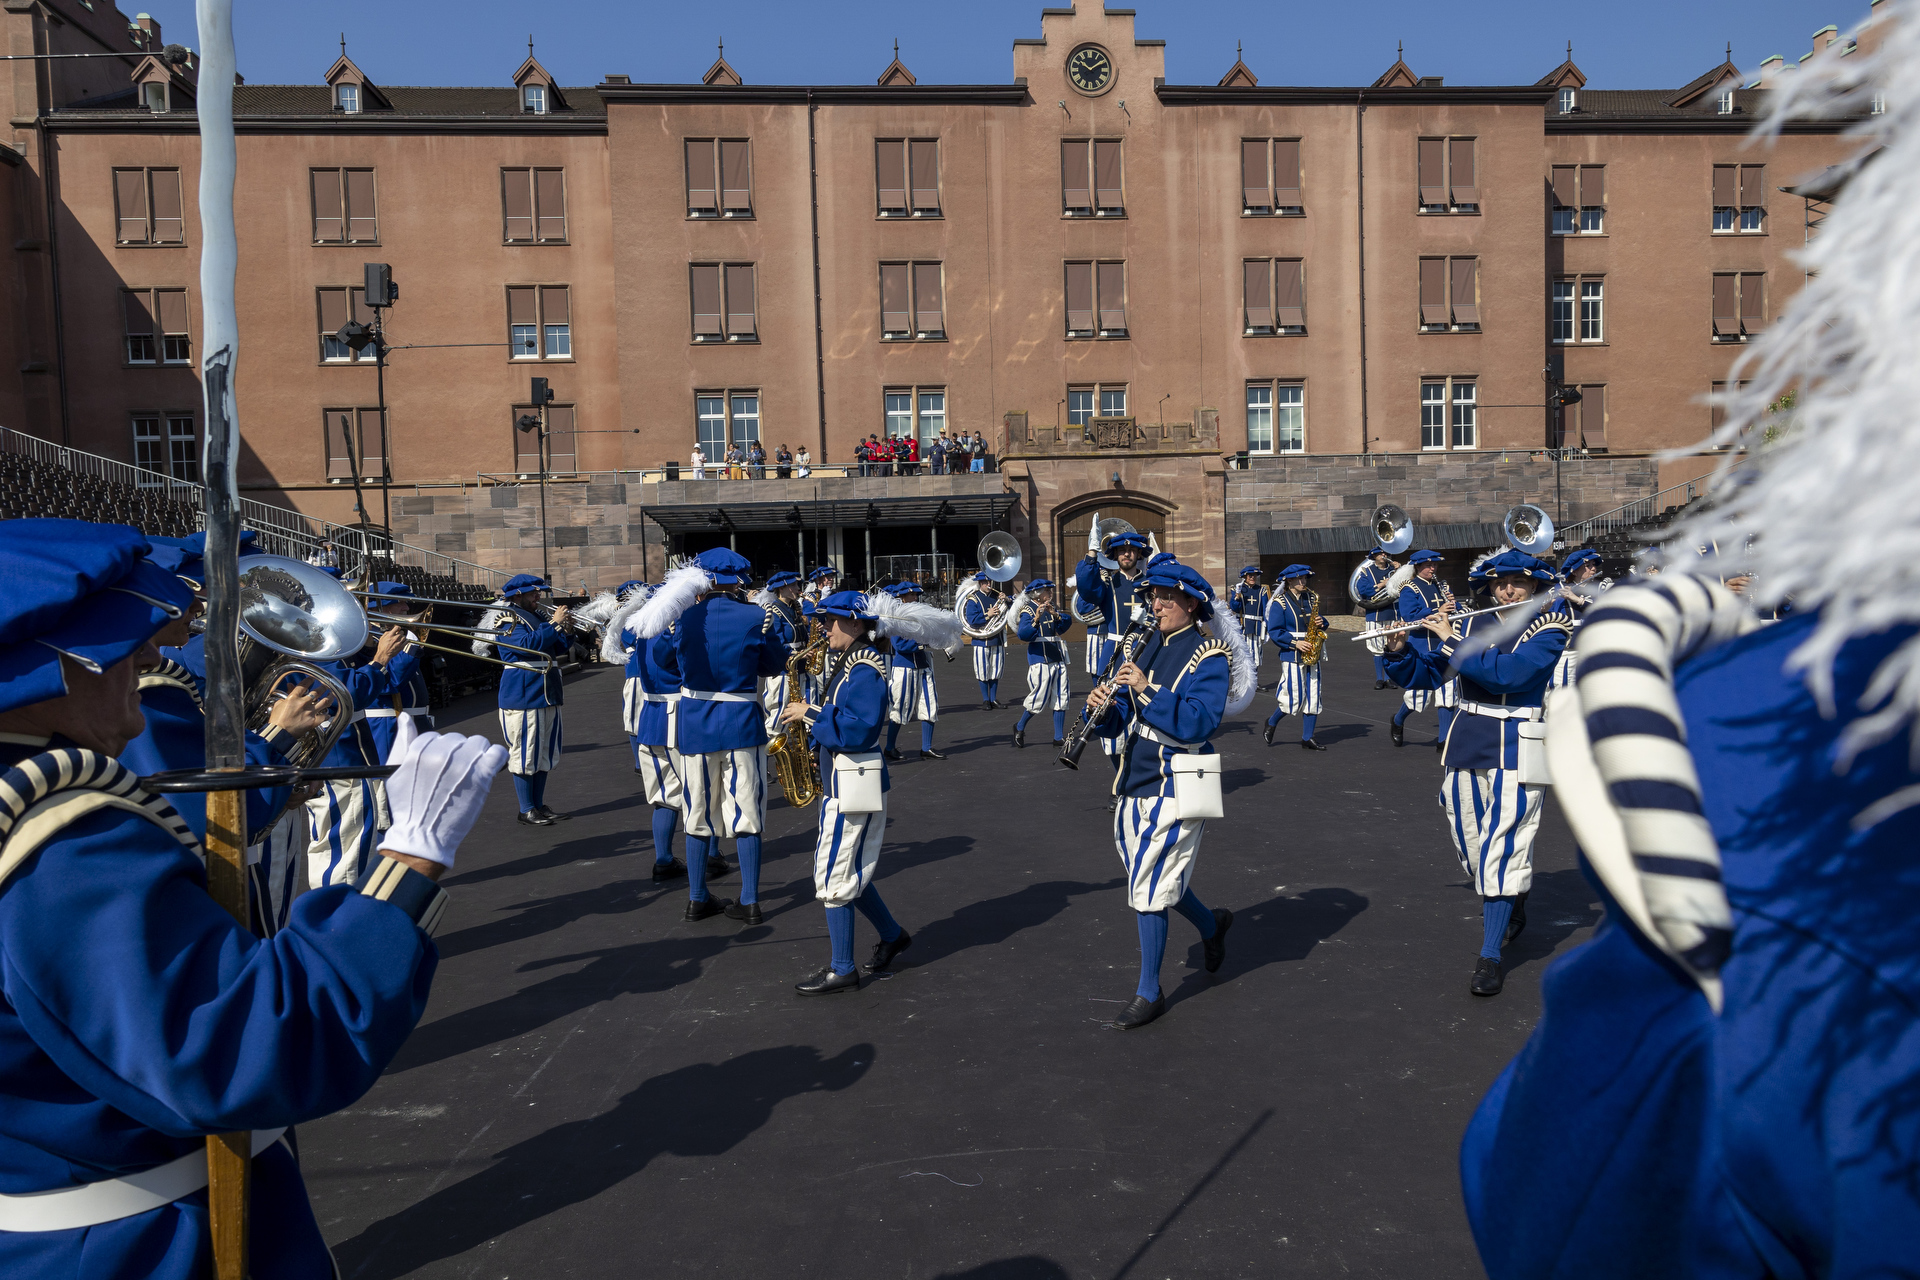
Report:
1245,383,1273,452
542,285,570,357
1240,137,1303,214
881,262,944,339
730,393,759,448
506,284,572,359
130,415,197,486
522,84,546,114
335,83,359,113
885,390,913,438
721,139,751,214
1245,381,1306,454
690,263,757,342
311,168,376,244
918,389,945,443
1550,280,1574,343
1713,272,1766,341
1099,385,1127,416
1062,139,1123,216
883,387,948,447
696,394,727,456
1065,261,1094,334
1243,259,1306,334
877,140,907,215
316,286,373,362
1420,382,1446,449
687,140,717,214
157,289,189,364
1421,376,1476,450
509,403,573,475
1064,261,1126,337
123,289,155,364
1579,279,1603,342
912,262,943,338
910,138,940,213
1094,140,1123,214
324,407,389,481
132,415,162,477
1555,385,1608,451
113,168,183,245
502,167,567,243
1243,260,1273,332
1550,165,1605,234
120,288,189,365
1451,380,1477,449
875,139,942,217
1066,383,1128,426
1418,137,1479,212
1096,261,1127,335
686,140,751,217
1713,163,1766,233
691,392,762,465
1552,277,1604,343
1066,387,1095,427
1420,257,1478,331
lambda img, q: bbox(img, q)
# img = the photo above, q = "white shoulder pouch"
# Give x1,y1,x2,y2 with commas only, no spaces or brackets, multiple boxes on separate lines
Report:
1516,720,1552,788
1168,753,1224,821
831,752,885,813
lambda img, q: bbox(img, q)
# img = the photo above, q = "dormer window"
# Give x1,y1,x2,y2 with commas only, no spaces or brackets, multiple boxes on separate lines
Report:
523,84,547,114
1558,87,1576,114
336,84,360,114
1716,86,1735,114
1873,92,1887,115
142,82,167,113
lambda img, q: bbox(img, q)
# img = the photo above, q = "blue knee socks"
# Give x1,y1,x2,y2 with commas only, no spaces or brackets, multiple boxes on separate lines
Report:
1016,709,1034,733
528,771,548,810
1481,898,1515,960
1392,704,1411,727
978,681,993,701
511,774,534,813
920,722,934,751
1301,714,1318,742
853,882,903,942
1267,707,1287,727
1052,710,1067,740
687,836,713,901
650,806,678,867
736,835,761,904
1373,655,1388,682
1173,886,1217,939
826,904,856,974
886,722,901,752
1136,910,1169,1000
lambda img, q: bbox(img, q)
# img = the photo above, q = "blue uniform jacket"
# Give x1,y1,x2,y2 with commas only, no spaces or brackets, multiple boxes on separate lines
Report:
490,606,568,709
366,649,431,763
1461,612,1920,1280
1398,577,1453,657
802,647,891,798
1074,557,1147,638
1014,603,1074,663
312,648,397,769
889,636,931,670
962,591,1006,647
623,625,682,748
670,594,789,755
1230,584,1268,633
0,736,436,1280
1264,589,1324,666
1383,605,1571,769
1092,624,1229,798
1354,562,1396,629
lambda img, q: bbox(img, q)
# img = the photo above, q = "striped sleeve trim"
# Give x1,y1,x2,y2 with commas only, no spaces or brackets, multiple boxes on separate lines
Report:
355,856,450,934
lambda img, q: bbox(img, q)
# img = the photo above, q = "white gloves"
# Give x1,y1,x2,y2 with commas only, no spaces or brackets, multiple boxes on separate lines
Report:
378,713,509,870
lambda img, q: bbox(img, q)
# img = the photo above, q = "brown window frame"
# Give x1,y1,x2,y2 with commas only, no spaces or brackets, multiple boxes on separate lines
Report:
310,168,378,245
686,139,753,219
879,261,945,341
130,412,200,487
510,402,577,476
1418,257,1480,332
1416,137,1479,214
502,167,568,244
323,406,390,483
113,168,185,246
316,285,376,364
875,138,942,218
1065,382,1129,428
1065,260,1127,339
1549,164,1605,235
1062,138,1124,218
506,284,574,361
1419,375,1479,451
121,287,190,367
1711,163,1767,234
1712,271,1766,342
1242,258,1306,335
1240,138,1303,216
1244,379,1307,455
689,262,758,343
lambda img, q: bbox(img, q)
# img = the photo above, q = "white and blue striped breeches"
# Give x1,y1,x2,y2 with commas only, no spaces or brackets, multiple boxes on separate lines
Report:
1114,793,1205,912
249,803,307,936
305,775,388,891
1441,767,1545,898
888,666,938,723
972,643,1004,683
1404,678,1460,713
500,706,563,775
1273,661,1323,715
683,746,767,839
1024,659,1071,712
635,742,685,810
813,791,887,907
761,669,793,738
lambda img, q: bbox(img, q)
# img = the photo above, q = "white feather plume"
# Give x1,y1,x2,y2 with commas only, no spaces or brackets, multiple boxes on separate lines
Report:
1001,588,1032,637
870,591,966,649
599,585,654,664
1659,8,1920,766
749,587,777,609
472,605,510,658
1201,607,1257,715
634,563,710,639
571,590,622,634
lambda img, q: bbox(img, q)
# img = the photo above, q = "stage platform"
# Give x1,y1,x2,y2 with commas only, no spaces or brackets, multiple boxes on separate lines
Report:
306,639,1598,1279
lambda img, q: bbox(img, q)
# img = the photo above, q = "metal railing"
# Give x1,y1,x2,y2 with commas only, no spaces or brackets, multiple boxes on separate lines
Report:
1558,478,1704,547
0,428,510,590
474,464,886,485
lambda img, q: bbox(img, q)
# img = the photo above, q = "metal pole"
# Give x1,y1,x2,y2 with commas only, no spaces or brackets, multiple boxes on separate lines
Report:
539,401,551,584
375,308,390,560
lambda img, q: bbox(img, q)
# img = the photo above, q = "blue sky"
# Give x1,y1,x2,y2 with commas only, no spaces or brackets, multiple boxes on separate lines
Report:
135,1,1873,91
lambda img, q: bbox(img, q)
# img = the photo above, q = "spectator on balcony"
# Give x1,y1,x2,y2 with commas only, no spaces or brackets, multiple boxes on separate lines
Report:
690,443,708,480
904,435,921,477
723,444,745,480
775,444,793,479
969,431,988,474
929,435,947,476
749,442,767,479
854,438,871,478
794,445,811,477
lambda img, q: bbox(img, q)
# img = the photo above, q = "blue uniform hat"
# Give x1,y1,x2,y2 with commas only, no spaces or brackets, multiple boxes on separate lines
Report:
1104,532,1151,553
145,530,261,585
0,519,198,714
693,547,752,586
1559,548,1601,576
1278,563,1313,579
1238,565,1262,578
894,581,924,596
1027,578,1055,592
1477,549,1557,582
1139,556,1217,620
764,570,802,591
617,578,647,598
502,573,548,596
808,566,838,582
812,589,877,623
1409,549,1444,566
972,571,995,582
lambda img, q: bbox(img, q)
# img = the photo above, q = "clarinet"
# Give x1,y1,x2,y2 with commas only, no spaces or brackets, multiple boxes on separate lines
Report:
1058,615,1155,770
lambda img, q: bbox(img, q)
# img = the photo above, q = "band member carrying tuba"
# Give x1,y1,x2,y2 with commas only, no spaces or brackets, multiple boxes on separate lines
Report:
961,571,1008,709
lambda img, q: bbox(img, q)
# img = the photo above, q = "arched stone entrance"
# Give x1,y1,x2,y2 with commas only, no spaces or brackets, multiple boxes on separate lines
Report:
1055,499,1170,565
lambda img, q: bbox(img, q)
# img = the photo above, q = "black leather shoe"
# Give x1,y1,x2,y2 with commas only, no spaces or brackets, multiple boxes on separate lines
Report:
1012,727,1026,749
795,966,860,995
724,900,763,925
1471,957,1505,996
1503,892,1529,947
1203,908,1233,973
1113,995,1165,1030
533,806,569,822
1301,739,1327,751
989,700,1000,710
1374,679,1390,690
1390,720,1405,748
883,748,906,762
1435,738,1445,752
684,896,731,922
516,810,553,826
1051,739,1064,748
864,930,913,973
651,858,688,882
1106,798,1117,813
705,855,729,878
1263,720,1277,746
918,748,947,760
982,700,993,712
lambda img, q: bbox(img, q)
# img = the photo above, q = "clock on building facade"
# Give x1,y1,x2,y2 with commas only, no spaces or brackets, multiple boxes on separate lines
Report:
1066,44,1114,96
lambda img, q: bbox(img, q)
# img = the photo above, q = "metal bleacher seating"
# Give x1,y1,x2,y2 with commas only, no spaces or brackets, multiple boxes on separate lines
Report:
0,451,198,536
1568,498,1704,578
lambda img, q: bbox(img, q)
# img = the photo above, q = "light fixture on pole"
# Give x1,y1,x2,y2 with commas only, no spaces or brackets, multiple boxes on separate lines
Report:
518,375,557,583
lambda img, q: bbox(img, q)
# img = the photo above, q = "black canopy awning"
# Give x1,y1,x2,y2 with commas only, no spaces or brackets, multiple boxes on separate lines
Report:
645,493,1012,533
1256,521,1501,555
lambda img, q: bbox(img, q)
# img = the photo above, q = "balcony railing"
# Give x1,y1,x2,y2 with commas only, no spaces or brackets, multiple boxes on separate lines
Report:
1557,478,1705,547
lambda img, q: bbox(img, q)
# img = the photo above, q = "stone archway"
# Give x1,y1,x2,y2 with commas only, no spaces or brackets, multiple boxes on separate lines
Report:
1055,498,1170,566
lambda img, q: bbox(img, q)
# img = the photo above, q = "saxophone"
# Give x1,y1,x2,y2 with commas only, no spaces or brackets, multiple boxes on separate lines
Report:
769,633,830,808
1301,589,1327,667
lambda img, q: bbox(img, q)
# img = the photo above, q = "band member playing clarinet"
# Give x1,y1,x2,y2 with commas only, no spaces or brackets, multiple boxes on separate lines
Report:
1085,557,1233,1031
1012,579,1075,748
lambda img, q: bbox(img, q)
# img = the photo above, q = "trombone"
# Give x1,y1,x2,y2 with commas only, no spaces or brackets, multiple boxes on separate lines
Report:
353,590,564,668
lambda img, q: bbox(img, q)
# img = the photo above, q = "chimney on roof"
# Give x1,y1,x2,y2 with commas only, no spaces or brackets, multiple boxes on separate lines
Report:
604,74,631,84
134,13,161,48
1417,75,1443,88
1812,25,1840,53
1757,54,1785,88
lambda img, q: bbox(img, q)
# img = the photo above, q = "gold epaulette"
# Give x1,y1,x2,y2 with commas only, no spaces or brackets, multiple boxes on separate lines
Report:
1177,639,1233,683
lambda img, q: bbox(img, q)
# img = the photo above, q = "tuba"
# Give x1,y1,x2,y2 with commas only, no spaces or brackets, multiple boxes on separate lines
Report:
234,555,366,770
979,531,1022,583
1348,504,1418,610
1503,503,1556,556
1091,515,1138,571
956,579,1014,639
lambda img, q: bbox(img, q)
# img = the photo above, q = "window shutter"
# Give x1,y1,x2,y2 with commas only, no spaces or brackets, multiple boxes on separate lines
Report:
535,169,567,240
877,140,906,210
345,169,377,241
1578,165,1604,208
1097,262,1126,331
1417,139,1445,205
686,141,717,210
1712,164,1736,208
1579,385,1607,450
1418,258,1447,325
1062,140,1091,208
114,169,149,242
123,289,155,340
541,284,569,326
545,405,577,473
1712,273,1738,335
360,409,388,476
1739,273,1766,332
1450,257,1480,324
1275,259,1305,328
327,410,356,479
1241,139,1270,207
1738,164,1765,208
1448,138,1478,204
1065,261,1093,331
503,168,534,240
156,289,188,338
1094,140,1123,207
514,405,543,472
1242,259,1272,328
1550,166,1576,208
150,170,184,243
350,286,374,326
690,265,722,336
508,284,537,327
720,140,751,210
881,263,910,332
1273,138,1301,206
910,139,940,211
311,169,343,242
912,262,943,333
318,287,347,341
725,263,756,335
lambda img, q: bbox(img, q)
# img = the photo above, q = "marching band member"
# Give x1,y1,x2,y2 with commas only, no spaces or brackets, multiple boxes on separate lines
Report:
604,582,693,881
1353,546,1401,688
1012,578,1075,749
484,574,574,827
1075,530,1152,675
364,582,435,762
1547,547,1603,690
963,571,1007,709
756,570,806,738
1262,564,1328,750
1230,566,1269,675
302,602,410,890
883,582,944,760
1383,550,1571,996
0,520,507,1280
1391,550,1458,750
658,549,789,924
1084,556,1233,1030
778,590,912,994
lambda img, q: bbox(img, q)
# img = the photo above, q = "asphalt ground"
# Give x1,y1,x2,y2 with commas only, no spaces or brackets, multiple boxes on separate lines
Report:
303,639,1600,1280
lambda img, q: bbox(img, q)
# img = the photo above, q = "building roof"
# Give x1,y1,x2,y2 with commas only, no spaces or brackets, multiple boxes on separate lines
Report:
54,83,606,121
